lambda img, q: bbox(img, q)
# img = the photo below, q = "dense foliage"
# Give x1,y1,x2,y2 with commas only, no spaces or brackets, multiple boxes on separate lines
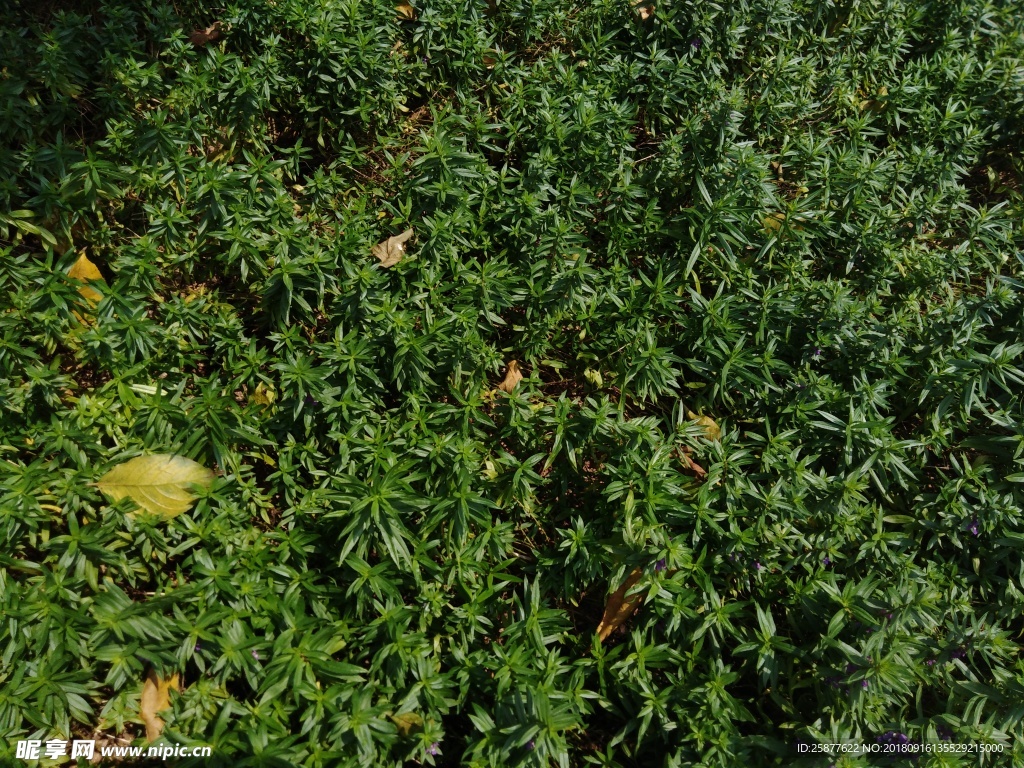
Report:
2,0,1024,765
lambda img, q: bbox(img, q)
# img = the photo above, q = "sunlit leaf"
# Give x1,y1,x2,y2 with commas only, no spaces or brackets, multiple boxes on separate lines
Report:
497,360,523,392
372,228,414,267
68,251,104,306
140,669,179,742
597,567,644,642
96,455,214,519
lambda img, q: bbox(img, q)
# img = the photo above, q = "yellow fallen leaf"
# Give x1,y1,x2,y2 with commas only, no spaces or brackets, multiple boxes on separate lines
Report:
140,669,179,742
68,251,104,306
96,454,215,519
389,711,424,737
396,3,415,20
372,228,414,267
597,567,645,642
497,360,523,393
762,212,785,232
687,410,720,441
251,381,276,408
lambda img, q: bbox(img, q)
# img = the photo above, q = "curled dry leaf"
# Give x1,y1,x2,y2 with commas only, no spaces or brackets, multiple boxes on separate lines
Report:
631,0,654,19
678,446,707,478
396,3,415,20
372,228,414,267
190,21,222,47
140,669,180,742
596,567,644,643
96,454,215,519
497,360,523,393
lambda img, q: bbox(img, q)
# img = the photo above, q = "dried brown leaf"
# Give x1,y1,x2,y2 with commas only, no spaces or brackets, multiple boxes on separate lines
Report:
597,567,644,642
140,669,180,742
372,228,414,267
497,360,523,393
396,3,415,20
190,22,222,47
679,447,707,478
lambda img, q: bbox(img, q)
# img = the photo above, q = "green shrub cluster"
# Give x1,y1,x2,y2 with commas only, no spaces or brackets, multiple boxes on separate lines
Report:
2,0,1023,765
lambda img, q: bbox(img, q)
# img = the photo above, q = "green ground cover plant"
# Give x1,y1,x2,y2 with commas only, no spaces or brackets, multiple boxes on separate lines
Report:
2,0,1024,765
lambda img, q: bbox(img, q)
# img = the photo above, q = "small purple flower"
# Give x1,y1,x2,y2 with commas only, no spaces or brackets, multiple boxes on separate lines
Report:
951,648,966,660
689,38,702,50
194,641,202,653
251,649,261,660
812,347,823,359
526,740,535,751
861,680,869,689
427,743,440,756
654,558,667,572
937,725,953,741
969,519,979,536
754,561,762,571
926,659,935,666
823,556,831,566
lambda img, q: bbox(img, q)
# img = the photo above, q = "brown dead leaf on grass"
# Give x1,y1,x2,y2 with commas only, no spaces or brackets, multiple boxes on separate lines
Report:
372,228,414,267
678,447,707,478
497,360,523,392
189,22,222,47
140,669,180,741
631,0,654,19
596,567,644,642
